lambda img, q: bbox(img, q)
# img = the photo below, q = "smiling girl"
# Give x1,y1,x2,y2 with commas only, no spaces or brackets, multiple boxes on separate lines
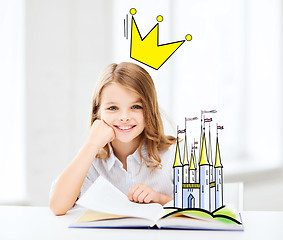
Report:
49,62,177,215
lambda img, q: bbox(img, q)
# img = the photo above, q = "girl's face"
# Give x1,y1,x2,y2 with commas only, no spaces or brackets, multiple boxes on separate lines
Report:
99,82,145,146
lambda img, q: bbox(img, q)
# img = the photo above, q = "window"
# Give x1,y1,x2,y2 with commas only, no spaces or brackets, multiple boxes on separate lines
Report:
113,0,283,176
171,0,282,176
0,0,25,203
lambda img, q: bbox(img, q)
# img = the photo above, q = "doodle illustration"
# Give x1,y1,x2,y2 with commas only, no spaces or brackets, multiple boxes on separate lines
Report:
125,8,192,70
173,110,224,212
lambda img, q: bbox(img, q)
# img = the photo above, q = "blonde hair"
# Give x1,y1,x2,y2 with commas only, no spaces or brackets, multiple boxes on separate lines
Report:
90,62,176,169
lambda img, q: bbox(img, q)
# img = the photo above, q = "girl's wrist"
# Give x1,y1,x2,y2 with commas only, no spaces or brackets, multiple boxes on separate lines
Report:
76,142,100,165
158,193,173,206
84,141,100,154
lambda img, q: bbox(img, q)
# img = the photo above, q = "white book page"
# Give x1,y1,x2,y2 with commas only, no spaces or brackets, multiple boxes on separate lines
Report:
76,176,166,222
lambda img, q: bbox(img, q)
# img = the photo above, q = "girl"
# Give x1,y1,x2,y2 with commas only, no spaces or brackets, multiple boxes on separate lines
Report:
49,62,177,215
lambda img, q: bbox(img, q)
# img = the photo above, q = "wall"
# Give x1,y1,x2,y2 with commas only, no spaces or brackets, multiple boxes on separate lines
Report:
229,168,283,211
25,0,113,205
244,176,283,211
24,0,283,210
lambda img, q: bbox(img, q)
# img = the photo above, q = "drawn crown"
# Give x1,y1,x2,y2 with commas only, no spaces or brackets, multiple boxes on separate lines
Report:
129,8,192,70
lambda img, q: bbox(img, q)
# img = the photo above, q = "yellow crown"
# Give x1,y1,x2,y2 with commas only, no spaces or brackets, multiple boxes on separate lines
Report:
129,8,192,70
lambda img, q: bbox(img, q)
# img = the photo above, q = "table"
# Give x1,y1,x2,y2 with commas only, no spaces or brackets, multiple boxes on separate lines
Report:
0,206,282,240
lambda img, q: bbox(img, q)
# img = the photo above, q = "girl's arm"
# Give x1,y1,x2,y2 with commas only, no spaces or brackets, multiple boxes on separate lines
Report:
49,120,115,215
128,184,173,206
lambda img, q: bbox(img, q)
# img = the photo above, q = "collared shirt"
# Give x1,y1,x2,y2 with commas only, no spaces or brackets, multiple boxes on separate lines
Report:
79,143,176,199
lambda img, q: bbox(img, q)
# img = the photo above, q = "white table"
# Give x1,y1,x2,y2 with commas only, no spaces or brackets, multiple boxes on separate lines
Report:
0,206,282,240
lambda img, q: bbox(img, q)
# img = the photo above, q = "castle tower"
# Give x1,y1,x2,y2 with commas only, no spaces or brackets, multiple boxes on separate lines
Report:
215,134,223,209
208,124,214,182
209,125,216,211
173,138,183,208
197,115,203,183
183,134,189,184
199,114,203,160
199,132,210,211
189,149,196,183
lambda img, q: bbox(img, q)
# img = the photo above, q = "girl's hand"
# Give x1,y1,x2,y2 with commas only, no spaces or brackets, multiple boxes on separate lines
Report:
87,119,116,150
128,184,160,204
49,119,115,216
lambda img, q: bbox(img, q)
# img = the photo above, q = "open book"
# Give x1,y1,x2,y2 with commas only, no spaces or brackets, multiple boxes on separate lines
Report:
69,176,243,231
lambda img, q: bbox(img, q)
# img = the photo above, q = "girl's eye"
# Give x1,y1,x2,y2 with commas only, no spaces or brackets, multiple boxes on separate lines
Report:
108,106,118,111
132,105,142,110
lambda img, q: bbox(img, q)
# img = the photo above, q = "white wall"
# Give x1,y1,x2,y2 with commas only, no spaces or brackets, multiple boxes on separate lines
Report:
24,0,283,210
25,0,113,205
226,168,283,211
244,175,283,211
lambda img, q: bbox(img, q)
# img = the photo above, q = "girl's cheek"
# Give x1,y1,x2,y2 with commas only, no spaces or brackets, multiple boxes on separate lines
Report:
99,109,107,119
101,113,114,124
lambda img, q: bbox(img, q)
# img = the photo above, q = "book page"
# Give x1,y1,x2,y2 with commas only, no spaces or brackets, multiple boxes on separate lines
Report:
76,209,129,223
76,176,166,222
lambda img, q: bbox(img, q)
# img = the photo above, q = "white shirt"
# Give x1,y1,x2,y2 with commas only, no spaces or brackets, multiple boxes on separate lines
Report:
78,143,176,199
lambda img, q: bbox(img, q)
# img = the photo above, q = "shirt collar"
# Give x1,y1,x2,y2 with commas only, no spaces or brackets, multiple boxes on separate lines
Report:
105,143,147,171
105,144,117,171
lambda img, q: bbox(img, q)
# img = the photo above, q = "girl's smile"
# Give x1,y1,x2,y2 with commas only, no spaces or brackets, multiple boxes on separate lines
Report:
114,124,136,132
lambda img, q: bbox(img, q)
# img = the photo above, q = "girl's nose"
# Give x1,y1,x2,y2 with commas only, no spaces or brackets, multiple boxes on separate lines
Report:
120,117,129,122
120,112,130,122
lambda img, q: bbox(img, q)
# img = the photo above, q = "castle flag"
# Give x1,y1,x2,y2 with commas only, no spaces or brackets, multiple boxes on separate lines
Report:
201,110,217,114
204,118,212,122
185,117,198,121
178,129,186,134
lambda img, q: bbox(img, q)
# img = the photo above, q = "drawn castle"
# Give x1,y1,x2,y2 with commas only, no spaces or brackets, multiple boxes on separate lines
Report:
173,118,224,212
